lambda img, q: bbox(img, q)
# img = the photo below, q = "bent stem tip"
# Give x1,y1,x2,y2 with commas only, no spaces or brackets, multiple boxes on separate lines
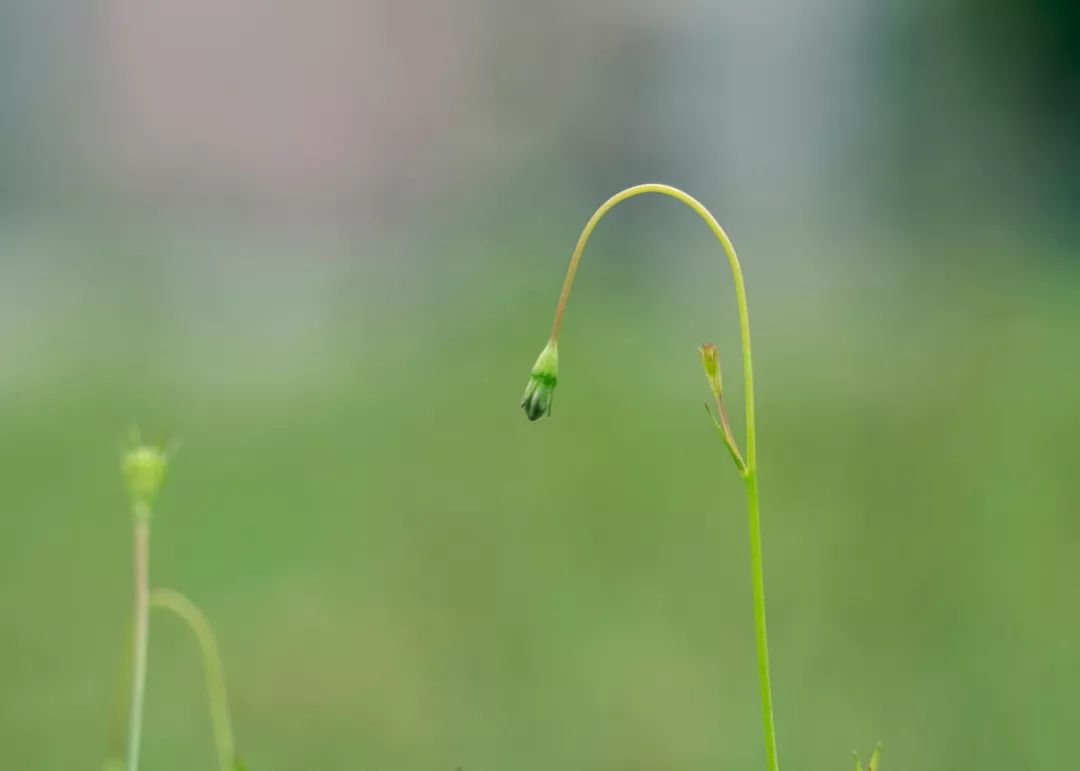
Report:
150,588,239,771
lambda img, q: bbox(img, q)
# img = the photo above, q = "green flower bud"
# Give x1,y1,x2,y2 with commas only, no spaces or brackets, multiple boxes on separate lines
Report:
520,340,558,421
698,342,723,400
122,444,168,510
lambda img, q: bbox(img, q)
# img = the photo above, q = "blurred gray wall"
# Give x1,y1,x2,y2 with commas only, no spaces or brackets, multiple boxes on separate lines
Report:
3,0,1076,228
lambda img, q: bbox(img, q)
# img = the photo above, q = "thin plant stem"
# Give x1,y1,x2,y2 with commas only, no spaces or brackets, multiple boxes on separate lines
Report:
744,468,777,771
149,588,237,771
126,507,151,771
546,183,778,771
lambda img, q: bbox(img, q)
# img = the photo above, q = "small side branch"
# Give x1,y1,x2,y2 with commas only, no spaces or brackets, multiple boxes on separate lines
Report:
150,588,238,771
704,400,747,476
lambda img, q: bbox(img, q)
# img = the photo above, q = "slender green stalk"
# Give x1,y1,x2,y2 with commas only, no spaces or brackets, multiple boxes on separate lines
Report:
149,588,237,771
541,183,778,771
126,505,151,771
744,469,777,771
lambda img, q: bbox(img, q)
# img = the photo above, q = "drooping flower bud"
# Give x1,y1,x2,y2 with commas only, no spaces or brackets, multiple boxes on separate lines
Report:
122,444,168,512
520,340,559,421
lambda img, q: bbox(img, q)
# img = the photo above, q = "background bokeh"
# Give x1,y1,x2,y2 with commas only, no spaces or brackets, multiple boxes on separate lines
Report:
2,2,1079,769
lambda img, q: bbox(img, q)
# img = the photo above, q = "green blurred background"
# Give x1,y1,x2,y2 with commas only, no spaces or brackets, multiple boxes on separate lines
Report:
2,2,1079,769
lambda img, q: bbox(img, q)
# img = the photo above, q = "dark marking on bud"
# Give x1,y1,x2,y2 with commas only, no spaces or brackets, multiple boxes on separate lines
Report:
520,341,559,421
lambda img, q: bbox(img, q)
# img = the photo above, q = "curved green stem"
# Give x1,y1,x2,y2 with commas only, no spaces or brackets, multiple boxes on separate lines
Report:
547,183,778,771
150,588,237,771
126,509,151,771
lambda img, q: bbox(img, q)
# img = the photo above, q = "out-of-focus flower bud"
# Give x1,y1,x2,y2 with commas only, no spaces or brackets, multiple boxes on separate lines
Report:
122,444,168,513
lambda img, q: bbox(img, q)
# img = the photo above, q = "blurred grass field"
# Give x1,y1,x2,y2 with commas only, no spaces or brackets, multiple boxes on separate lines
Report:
2,215,1078,770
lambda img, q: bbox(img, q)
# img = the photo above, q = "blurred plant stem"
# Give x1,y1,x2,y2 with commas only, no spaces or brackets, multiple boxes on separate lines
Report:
150,588,238,771
126,505,151,771
106,589,241,771
541,184,779,771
